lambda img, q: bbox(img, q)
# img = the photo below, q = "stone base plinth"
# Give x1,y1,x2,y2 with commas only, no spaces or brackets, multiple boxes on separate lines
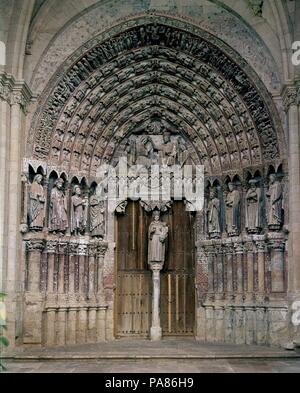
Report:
150,327,162,341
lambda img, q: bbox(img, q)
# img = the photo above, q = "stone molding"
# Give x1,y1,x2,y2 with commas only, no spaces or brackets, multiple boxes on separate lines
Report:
0,72,33,113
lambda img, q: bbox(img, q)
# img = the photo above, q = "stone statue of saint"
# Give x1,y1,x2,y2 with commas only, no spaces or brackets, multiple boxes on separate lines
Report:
159,132,178,166
245,179,262,234
207,189,221,238
148,210,168,264
90,184,105,238
225,183,241,236
266,174,283,230
135,136,154,168
70,185,87,235
49,178,68,233
29,174,45,230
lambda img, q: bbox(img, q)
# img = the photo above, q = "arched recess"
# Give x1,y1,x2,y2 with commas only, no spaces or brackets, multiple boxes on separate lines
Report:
27,18,286,176
22,17,289,346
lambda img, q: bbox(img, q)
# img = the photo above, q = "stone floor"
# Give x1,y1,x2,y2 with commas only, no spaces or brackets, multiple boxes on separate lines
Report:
2,339,300,373
3,358,300,373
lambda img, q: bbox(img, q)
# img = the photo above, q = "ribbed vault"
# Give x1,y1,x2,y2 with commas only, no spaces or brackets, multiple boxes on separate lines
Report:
29,22,285,177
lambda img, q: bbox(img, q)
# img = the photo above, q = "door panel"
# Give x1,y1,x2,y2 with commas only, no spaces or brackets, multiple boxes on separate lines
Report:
115,201,195,338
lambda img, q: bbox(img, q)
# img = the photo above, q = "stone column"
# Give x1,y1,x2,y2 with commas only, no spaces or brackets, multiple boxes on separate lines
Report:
96,243,108,296
88,244,96,299
57,242,68,295
225,244,233,295
88,307,97,343
23,239,45,344
66,307,77,345
45,308,56,347
3,78,32,345
245,242,254,300
256,240,266,296
77,307,88,344
268,238,285,293
234,243,244,302
149,262,163,341
96,306,107,342
207,245,215,296
56,308,67,346
46,241,57,295
78,243,88,297
68,242,78,297
25,239,45,293
283,83,300,343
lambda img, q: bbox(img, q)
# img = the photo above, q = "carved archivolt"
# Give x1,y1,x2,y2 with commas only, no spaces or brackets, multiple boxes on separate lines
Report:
28,23,285,177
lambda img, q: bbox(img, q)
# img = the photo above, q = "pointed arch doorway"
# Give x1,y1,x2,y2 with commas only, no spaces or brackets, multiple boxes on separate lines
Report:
115,201,196,338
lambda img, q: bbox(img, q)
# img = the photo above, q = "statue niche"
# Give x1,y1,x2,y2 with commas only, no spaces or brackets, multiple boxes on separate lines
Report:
29,174,46,231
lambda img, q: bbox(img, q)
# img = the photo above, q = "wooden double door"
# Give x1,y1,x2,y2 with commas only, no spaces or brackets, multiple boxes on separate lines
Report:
115,201,195,338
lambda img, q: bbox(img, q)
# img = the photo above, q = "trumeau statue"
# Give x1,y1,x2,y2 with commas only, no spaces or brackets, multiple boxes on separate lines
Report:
148,210,168,264
266,174,283,230
49,178,68,233
225,182,241,236
29,174,45,230
245,179,262,234
70,185,87,235
207,189,221,238
90,184,106,238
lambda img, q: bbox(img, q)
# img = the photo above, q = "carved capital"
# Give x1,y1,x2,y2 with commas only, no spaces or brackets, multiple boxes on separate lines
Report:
25,239,45,253
247,0,264,17
255,241,266,253
149,262,163,272
268,240,285,252
57,242,68,254
68,242,79,255
233,242,244,254
46,241,57,254
96,242,108,258
78,244,89,256
282,82,300,111
0,72,33,113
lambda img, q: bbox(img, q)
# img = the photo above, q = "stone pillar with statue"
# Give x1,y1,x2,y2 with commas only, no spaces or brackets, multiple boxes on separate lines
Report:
148,210,169,341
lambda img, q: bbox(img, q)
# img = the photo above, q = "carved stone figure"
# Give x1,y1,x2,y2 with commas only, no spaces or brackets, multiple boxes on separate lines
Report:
49,179,68,233
135,136,154,168
245,179,262,234
247,0,264,16
159,132,178,166
225,183,241,236
29,174,45,230
148,210,168,264
90,185,106,238
71,185,87,235
207,189,221,238
266,174,283,230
